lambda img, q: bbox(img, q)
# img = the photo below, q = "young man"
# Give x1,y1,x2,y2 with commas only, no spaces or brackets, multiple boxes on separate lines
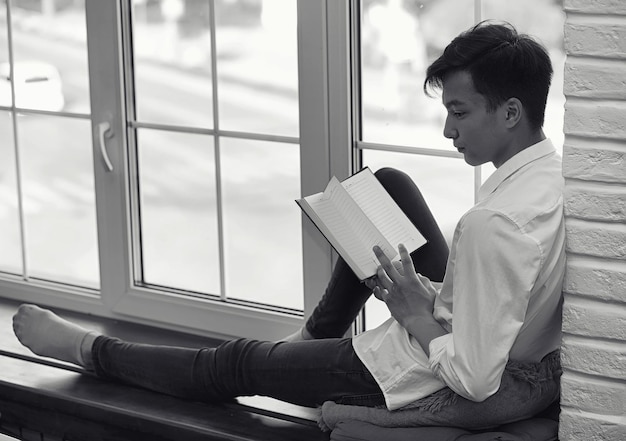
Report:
13,21,564,429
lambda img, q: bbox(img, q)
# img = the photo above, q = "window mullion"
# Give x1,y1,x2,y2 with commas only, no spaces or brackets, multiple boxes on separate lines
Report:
207,0,227,302
85,0,133,309
297,0,335,319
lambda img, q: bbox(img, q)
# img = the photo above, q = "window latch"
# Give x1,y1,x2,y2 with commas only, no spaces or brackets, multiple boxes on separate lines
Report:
98,121,114,172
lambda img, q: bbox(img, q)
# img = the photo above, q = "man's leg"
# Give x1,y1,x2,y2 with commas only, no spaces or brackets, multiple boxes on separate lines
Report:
13,305,383,408
302,167,449,339
92,336,385,407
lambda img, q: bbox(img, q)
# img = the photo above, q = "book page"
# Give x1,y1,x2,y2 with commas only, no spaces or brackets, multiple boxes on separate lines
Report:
343,168,426,253
301,177,396,279
324,177,396,270
303,189,366,263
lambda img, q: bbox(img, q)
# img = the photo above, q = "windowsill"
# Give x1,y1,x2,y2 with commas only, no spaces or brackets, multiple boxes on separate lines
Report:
0,298,324,441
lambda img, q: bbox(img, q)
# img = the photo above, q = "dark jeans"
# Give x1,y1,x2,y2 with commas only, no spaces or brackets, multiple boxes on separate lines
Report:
91,168,449,408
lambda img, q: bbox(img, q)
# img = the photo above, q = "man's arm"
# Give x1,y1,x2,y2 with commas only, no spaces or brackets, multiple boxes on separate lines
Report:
427,210,540,401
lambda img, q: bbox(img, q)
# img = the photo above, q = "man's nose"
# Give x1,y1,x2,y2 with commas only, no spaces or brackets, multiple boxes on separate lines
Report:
443,117,458,140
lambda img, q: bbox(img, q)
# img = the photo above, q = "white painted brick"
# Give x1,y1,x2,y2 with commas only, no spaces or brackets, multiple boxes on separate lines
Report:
565,0,626,15
561,336,626,379
564,185,626,222
565,257,626,302
561,373,626,415
560,409,626,441
565,22,626,58
565,220,626,259
564,102,626,140
564,59,626,99
562,294,626,340
562,6,626,438
563,144,626,183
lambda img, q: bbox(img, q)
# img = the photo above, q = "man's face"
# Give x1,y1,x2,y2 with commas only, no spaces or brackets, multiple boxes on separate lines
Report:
441,71,509,167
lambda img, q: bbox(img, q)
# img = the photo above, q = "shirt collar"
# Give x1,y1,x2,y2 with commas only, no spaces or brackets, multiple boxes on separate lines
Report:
478,138,556,202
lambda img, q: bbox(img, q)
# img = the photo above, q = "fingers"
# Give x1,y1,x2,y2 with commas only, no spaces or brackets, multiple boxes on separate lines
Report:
372,285,385,301
364,276,378,290
398,244,415,276
417,273,431,283
392,260,404,275
373,245,399,279
373,244,417,284
376,263,395,292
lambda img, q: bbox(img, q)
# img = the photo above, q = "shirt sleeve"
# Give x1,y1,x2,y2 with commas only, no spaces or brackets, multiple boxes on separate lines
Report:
427,209,542,402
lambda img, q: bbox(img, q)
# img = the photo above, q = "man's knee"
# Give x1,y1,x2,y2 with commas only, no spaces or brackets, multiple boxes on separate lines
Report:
374,167,413,189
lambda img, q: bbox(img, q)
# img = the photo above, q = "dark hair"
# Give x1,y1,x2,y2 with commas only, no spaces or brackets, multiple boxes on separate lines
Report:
424,21,553,130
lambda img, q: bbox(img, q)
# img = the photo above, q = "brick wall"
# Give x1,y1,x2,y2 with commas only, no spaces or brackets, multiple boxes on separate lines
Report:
560,1,626,439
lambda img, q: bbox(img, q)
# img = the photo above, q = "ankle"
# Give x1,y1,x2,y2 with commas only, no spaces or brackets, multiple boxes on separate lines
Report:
300,327,314,340
78,331,99,370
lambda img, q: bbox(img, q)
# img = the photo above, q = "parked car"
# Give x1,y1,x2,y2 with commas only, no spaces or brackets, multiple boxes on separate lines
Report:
0,61,65,112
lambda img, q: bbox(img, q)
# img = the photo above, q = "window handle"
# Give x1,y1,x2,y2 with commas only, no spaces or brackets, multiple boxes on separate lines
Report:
98,121,114,172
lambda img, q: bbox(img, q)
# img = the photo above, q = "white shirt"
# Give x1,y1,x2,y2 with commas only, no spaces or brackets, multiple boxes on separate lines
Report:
353,139,565,410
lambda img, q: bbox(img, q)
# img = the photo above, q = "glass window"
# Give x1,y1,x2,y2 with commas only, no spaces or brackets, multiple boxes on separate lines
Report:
360,0,473,149
128,0,302,312
220,137,302,310
0,0,98,288
216,0,298,136
132,0,214,128
136,128,221,295
131,0,298,136
19,115,98,287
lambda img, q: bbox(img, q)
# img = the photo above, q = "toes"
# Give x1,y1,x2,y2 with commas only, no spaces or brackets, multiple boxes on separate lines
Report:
12,304,40,340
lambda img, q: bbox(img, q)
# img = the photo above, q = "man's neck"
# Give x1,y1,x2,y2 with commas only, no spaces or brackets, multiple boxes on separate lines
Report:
494,130,546,168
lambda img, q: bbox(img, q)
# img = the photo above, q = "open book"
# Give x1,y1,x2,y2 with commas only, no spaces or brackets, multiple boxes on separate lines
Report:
296,168,427,280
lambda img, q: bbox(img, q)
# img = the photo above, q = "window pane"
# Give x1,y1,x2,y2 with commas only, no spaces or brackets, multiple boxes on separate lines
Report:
481,0,566,152
5,1,90,113
360,0,473,147
132,0,214,128
19,115,98,287
136,129,221,295
221,138,302,310
216,0,298,136
362,151,474,330
128,2,303,313
0,111,21,274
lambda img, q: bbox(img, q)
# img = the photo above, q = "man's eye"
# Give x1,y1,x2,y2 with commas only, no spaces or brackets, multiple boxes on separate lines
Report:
453,111,465,118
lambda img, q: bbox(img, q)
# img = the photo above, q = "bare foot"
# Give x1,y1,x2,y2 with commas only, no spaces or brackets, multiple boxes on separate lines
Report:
12,304,98,368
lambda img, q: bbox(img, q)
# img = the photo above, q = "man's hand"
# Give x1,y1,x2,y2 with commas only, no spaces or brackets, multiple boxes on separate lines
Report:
371,244,438,328
364,260,404,292
369,244,448,356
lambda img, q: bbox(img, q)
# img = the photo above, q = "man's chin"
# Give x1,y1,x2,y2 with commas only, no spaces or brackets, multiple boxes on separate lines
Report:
463,156,488,167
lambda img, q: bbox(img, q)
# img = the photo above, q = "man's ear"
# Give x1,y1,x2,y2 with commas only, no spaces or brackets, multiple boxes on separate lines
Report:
503,98,522,128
